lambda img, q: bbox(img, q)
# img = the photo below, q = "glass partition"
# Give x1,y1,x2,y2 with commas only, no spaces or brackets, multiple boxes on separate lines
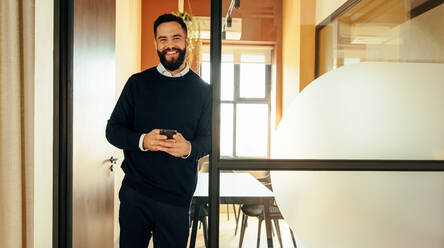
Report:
317,0,444,77
205,0,444,247
211,0,444,161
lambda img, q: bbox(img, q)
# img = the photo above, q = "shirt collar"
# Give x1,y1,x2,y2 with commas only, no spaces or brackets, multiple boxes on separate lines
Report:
156,63,190,77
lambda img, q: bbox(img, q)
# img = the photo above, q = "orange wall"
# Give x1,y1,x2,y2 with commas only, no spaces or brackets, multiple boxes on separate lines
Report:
184,0,280,42
300,0,316,92
282,0,316,112
141,0,177,70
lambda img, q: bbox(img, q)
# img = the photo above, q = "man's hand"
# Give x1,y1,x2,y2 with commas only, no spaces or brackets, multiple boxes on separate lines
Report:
143,129,169,151
158,132,191,158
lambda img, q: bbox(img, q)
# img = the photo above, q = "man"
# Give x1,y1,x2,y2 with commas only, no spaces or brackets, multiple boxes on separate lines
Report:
106,13,211,248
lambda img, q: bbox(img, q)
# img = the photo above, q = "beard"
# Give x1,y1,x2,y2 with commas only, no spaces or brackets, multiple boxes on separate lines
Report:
157,46,187,71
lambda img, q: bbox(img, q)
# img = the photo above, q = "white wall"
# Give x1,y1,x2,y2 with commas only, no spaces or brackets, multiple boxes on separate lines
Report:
114,0,141,246
316,0,348,25
34,0,54,247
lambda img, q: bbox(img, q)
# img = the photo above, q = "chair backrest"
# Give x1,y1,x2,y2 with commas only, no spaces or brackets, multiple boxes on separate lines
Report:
198,155,209,172
256,171,273,191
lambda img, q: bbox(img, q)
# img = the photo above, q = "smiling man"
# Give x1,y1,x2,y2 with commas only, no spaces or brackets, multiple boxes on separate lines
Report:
106,14,211,248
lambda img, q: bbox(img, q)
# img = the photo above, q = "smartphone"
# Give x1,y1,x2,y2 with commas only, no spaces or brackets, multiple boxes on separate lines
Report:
160,129,177,139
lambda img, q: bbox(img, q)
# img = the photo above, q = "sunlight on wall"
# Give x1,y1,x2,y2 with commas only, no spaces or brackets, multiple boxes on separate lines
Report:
271,62,444,248
115,0,141,246
34,0,54,247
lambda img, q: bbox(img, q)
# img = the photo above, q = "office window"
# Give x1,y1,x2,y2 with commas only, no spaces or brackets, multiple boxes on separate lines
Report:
201,45,273,158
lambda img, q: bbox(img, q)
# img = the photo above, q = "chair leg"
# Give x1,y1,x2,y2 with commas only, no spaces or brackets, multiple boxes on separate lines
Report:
233,204,238,222
202,217,209,248
234,216,240,235
257,217,263,248
227,204,230,220
273,219,283,248
289,227,297,248
238,214,248,248
234,206,241,235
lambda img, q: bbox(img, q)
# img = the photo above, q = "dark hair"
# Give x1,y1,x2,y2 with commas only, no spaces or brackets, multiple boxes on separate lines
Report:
154,14,188,37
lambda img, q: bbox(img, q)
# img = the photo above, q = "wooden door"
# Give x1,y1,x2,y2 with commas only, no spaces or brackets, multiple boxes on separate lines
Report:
72,0,116,247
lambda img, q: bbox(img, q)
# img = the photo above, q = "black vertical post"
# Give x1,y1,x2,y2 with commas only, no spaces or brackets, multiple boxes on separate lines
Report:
53,0,73,247
209,0,222,247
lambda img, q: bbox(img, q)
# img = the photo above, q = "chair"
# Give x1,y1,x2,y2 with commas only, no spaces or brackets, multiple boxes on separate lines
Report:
238,172,297,248
189,203,209,247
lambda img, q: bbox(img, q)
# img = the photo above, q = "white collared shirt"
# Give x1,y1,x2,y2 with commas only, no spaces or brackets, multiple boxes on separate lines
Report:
138,63,192,158
156,63,190,77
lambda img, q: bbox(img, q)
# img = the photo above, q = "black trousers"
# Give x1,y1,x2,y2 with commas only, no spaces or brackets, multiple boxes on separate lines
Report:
119,183,190,248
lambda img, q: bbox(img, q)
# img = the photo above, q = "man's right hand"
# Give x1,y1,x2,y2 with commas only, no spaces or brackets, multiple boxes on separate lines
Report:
143,129,175,151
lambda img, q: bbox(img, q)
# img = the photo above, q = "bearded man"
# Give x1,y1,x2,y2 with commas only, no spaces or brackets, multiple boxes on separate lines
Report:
106,13,211,248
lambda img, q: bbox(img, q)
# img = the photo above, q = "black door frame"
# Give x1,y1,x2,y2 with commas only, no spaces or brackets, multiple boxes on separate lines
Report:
53,0,73,247
53,0,444,247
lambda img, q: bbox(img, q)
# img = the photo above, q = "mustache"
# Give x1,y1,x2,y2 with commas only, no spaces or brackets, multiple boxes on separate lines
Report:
160,47,183,56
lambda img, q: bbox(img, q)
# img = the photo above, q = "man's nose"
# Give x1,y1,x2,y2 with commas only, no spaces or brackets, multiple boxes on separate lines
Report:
164,40,176,49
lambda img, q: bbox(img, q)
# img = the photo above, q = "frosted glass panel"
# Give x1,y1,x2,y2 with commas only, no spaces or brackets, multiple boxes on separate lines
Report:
271,170,444,248
220,103,233,157
236,104,268,157
240,64,266,98
272,62,444,160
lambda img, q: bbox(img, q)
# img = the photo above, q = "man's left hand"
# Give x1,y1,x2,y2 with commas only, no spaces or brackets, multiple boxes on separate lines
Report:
158,132,191,158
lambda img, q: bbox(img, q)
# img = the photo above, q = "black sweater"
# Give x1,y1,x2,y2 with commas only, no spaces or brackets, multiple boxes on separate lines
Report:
106,67,211,207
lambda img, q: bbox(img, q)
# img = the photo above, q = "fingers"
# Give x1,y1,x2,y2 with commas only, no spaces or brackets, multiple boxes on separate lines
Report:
159,142,188,157
160,148,183,157
146,129,188,157
173,132,186,141
148,129,168,140
155,134,168,140
159,140,176,148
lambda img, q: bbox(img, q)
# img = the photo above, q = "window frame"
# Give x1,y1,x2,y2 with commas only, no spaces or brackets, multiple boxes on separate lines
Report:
202,47,273,159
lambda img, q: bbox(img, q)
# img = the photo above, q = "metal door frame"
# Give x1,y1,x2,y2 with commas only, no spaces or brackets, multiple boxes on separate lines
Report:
53,0,73,247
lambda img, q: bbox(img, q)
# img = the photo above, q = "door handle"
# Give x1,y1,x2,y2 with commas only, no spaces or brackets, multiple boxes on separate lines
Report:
105,156,119,172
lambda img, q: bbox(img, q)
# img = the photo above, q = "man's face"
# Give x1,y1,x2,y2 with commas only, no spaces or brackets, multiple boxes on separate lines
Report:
155,21,188,71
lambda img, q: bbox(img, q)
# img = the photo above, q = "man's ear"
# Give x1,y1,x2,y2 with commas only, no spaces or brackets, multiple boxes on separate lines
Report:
154,39,157,50
186,37,190,47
